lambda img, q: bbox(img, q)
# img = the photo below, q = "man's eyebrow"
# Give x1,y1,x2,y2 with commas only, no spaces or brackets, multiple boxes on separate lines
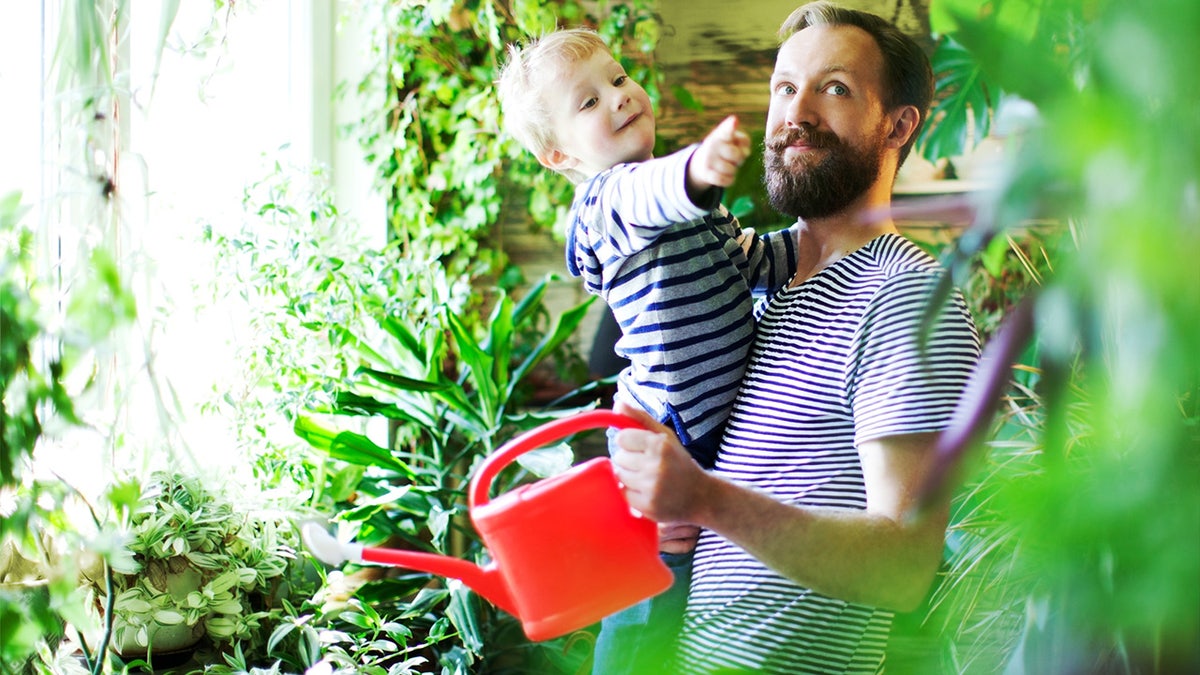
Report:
771,64,856,85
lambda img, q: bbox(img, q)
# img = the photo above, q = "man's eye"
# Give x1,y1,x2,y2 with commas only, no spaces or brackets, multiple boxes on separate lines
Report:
777,84,797,96
828,84,848,96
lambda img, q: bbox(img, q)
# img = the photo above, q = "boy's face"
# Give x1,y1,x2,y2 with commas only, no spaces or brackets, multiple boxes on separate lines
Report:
538,49,655,178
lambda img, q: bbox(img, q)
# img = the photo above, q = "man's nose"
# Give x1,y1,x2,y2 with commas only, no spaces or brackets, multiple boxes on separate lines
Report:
785,90,818,128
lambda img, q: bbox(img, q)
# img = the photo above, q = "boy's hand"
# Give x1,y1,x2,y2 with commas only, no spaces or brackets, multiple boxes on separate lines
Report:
688,115,752,192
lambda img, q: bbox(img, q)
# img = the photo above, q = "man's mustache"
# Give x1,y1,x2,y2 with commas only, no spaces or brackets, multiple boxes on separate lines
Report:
765,126,840,153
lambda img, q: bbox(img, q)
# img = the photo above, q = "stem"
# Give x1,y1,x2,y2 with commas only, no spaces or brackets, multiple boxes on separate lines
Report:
913,293,1037,512
93,561,115,675
76,632,94,674
51,471,114,674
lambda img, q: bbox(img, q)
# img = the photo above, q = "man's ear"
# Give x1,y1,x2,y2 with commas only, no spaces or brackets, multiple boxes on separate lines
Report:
886,105,921,150
538,148,578,173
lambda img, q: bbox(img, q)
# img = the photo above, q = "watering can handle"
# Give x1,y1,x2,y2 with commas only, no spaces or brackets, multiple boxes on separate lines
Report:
468,409,650,510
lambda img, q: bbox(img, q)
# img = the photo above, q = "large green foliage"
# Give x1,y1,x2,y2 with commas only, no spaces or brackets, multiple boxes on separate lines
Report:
907,0,1200,672
288,276,602,673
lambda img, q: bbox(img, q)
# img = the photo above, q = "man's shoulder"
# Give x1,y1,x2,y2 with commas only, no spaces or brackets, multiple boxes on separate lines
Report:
861,233,941,277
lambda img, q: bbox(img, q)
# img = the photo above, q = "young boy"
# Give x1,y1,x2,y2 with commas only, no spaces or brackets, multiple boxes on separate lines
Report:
498,28,798,468
496,28,797,671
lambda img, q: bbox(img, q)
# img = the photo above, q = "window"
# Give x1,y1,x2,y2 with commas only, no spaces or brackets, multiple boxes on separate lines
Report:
4,1,380,491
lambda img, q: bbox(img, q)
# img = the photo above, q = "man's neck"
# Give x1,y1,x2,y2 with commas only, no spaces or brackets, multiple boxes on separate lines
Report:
790,187,899,286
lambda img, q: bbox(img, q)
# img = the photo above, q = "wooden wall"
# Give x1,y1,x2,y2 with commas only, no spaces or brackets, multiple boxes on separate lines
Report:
654,0,933,143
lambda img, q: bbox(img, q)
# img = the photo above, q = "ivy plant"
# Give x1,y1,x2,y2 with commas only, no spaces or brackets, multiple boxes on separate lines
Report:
347,0,664,290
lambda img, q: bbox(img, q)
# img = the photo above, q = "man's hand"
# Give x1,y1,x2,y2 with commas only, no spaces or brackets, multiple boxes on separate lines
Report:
611,402,709,525
688,115,752,191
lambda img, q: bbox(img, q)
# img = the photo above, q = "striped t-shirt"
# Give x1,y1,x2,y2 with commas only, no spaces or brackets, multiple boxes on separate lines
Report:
566,145,797,465
676,233,981,674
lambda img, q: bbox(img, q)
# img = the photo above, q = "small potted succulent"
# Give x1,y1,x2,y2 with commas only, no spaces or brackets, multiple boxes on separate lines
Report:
82,470,299,661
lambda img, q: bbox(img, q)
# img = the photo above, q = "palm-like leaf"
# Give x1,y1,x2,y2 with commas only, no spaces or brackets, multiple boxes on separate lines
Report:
919,36,993,164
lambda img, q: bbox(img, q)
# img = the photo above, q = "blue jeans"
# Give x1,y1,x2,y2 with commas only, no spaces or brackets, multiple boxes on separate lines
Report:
592,551,693,675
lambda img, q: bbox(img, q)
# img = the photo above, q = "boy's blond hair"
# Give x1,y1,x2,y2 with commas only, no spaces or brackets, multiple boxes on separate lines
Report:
496,28,611,184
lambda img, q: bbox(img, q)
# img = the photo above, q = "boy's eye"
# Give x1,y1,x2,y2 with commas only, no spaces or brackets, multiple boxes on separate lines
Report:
614,75,627,86
580,97,598,110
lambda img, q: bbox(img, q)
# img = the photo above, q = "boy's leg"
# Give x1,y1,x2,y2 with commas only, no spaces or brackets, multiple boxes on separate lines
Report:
592,551,693,674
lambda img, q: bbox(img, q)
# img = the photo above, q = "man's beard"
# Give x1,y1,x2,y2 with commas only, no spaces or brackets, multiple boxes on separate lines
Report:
763,125,886,220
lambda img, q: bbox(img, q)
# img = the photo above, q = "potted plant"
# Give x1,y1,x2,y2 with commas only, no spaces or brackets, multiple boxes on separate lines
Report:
81,470,300,664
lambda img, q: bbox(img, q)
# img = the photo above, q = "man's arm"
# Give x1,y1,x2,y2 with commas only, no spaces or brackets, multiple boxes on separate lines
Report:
612,403,949,612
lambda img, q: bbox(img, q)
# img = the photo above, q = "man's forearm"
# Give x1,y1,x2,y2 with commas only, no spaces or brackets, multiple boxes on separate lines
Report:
692,472,948,612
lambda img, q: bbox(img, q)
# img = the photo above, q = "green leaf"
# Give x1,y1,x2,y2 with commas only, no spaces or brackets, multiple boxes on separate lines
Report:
671,84,704,113
484,293,514,403
445,580,483,652
207,616,237,639
117,597,153,614
292,417,413,476
267,622,296,656
437,401,491,439
332,392,435,428
148,0,182,100
331,432,414,477
153,609,184,625
980,233,1011,278
446,308,498,419
509,295,596,395
0,191,30,229
357,367,449,394
339,611,372,630
212,599,243,615
293,416,337,451
105,477,143,520
516,443,573,478
920,36,993,163
728,195,756,219
511,275,550,327
207,570,240,594
379,314,426,361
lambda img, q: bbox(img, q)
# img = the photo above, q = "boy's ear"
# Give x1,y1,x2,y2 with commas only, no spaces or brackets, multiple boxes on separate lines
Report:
539,148,578,172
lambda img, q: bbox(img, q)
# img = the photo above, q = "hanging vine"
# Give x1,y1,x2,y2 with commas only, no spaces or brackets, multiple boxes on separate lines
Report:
346,0,665,298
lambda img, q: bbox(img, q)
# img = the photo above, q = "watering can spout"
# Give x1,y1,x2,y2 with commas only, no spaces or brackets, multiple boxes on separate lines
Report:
300,523,517,615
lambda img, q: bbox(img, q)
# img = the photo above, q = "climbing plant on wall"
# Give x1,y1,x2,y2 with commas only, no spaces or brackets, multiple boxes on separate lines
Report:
348,0,664,298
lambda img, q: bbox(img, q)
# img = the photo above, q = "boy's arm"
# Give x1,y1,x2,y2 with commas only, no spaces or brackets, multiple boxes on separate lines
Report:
582,116,751,255
740,222,802,295
686,115,751,205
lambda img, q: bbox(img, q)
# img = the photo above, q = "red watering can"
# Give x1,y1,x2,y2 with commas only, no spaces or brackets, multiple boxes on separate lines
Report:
301,409,672,641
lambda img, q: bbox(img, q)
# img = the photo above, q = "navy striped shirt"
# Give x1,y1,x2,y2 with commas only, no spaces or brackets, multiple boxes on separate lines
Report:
676,233,981,674
566,145,797,462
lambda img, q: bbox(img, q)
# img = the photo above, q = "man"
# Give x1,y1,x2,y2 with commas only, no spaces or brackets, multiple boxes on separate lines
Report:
609,2,981,673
